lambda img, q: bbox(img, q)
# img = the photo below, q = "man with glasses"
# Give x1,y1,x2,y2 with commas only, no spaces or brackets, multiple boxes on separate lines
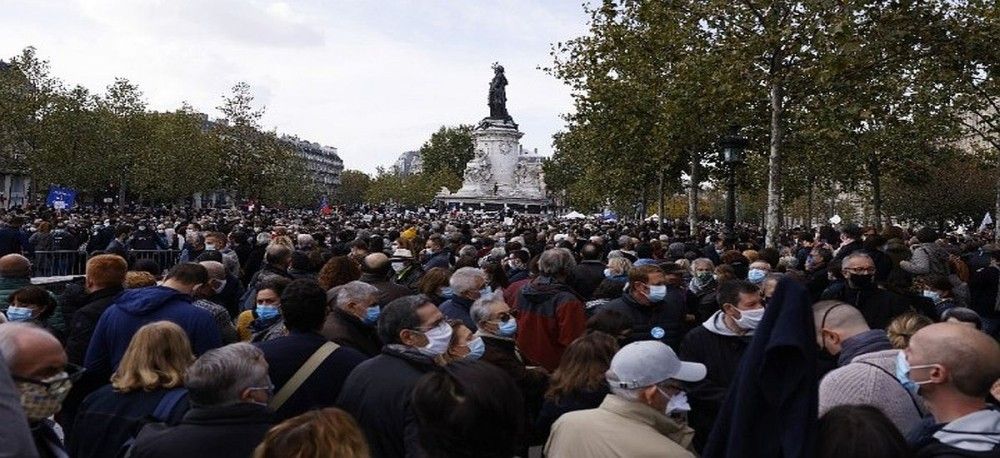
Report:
0,322,83,458
337,295,447,458
545,340,705,458
821,252,910,329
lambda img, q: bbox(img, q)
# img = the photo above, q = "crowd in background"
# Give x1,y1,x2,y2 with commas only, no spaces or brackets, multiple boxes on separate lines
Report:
0,204,997,458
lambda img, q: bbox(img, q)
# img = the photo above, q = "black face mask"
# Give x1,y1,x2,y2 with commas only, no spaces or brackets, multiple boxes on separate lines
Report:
847,274,874,290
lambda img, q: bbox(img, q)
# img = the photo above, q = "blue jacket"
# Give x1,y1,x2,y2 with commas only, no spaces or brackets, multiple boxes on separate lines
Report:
440,296,477,332
85,286,222,381
422,250,451,270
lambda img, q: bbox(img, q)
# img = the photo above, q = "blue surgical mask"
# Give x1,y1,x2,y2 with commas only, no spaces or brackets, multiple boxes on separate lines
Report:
895,351,934,396
480,286,493,297
363,305,380,325
498,317,518,337
603,268,614,278
256,304,280,321
440,287,454,298
465,337,486,360
748,268,767,284
922,290,941,303
6,306,33,322
647,284,667,302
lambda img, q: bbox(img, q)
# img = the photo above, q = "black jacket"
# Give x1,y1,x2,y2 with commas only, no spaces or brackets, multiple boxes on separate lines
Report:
65,286,125,366
256,331,367,421
821,285,912,329
360,273,413,306
68,384,189,458
321,308,383,358
336,345,440,458
533,387,608,444
569,260,606,301
679,318,752,453
969,265,999,318
596,289,687,349
130,403,273,458
831,240,864,268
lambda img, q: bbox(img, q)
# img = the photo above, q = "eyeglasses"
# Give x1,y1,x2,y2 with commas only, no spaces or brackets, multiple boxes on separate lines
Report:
495,312,513,322
13,363,85,396
843,267,876,275
656,380,683,395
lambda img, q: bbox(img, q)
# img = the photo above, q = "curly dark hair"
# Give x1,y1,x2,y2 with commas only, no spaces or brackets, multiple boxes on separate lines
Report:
317,256,361,290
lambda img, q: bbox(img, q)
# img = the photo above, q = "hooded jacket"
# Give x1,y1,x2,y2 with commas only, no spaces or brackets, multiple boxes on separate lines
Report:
515,277,587,372
902,243,951,277
916,409,1000,457
84,286,222,381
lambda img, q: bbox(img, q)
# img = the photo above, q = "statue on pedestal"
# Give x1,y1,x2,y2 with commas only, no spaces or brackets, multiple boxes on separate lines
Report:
488,63,512,122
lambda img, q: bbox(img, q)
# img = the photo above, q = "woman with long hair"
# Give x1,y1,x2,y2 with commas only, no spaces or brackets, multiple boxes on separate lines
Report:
254,408,370,458
317,256,362,290
69,321,195,458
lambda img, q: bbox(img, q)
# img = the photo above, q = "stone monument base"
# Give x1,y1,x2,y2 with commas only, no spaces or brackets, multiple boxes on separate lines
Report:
436,194,552,214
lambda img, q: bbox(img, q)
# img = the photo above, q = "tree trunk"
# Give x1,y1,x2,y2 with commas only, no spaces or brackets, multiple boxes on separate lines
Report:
658,169,665,232
688,149,699,236
995,158,1000,243
807,181,814,229
870,155,883,229
765,80,784,248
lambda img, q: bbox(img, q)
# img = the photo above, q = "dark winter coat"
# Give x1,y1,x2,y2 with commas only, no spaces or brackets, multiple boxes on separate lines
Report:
821,285,912,330
68,384,189,458
130,403,273,458
596,288,688,350
440,295,477,332
336,345,440,458
321,308,383,358
256,331,367,421
514,277,588,372
65,286,125,366
569,260,606,301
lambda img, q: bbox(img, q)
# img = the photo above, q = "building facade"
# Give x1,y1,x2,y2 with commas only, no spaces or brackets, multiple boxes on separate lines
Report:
281,136,344,194
392,150,423,176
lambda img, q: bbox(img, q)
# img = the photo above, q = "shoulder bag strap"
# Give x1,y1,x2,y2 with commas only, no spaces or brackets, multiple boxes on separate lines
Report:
152,387,187,421
857,361,925,417
268,341,340,412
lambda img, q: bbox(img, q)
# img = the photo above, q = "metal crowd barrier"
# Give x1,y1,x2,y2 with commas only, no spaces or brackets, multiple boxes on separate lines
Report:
32,250,181,277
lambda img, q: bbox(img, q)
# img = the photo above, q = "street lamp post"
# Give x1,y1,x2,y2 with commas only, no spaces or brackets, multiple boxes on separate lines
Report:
720,125,748,232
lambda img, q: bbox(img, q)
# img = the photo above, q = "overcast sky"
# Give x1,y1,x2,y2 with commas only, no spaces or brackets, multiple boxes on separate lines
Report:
1,0,591,173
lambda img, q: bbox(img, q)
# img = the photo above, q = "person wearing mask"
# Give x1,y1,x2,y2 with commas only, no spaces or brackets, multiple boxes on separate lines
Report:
812,301,926,435
831,223,864,268
421,234,451,270
390,248,423,292
253,408,369,458
192,262,239,344
359,253,411,306
544,340,704,458
321,281,383,358
129,343,275,458
0,254,36,311
687,258,719,322
412,361,525,458
903,323,1000,456
596,265,687,349
336,295,448,458
821,253,910,329
204,232,240,279
442,321,484,364
237,277,292,343
128,222,167,251
535,333,618,443
105,226,132,260
416,267,452,306
241,244,295,310
746,260,771,286
5,286,60,338
678,280,761,451
440,267,490,332
256,280,367,421
0,322,82,458
805,246,834,302
570,244,606,301
516,248,588,372
69,322,193,458
505,249,532,284
921,274,958,320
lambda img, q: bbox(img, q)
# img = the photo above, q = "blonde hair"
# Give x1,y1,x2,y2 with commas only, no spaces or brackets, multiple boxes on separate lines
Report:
886,313,933,349
124,271,157,289
743,250,759,262
111,321,194,392
254,408,370,458
607,257,632,276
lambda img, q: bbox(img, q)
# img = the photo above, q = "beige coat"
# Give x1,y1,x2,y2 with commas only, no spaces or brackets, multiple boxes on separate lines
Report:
544,394,696,458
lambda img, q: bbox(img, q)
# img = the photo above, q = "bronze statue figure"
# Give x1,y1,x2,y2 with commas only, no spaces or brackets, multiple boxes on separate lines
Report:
488,63,512,121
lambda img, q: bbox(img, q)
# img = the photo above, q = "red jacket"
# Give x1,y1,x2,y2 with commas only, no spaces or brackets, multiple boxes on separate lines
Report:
515,277,587,371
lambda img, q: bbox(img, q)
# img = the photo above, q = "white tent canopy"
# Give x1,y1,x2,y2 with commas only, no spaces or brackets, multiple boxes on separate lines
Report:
562,211,586,219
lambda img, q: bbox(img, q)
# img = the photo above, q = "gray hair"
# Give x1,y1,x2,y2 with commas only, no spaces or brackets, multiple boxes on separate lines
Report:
450,267,487,296
459,245,478,258
199,261,226,280
539,248,576,277
256,232,271,245
185,343,269,407
265,243,292,265
0,322,54,369
690,258,714,273
333,281,380,310
297,233,315,250
609,385,644,402
470,293,506,325
841,252,874,268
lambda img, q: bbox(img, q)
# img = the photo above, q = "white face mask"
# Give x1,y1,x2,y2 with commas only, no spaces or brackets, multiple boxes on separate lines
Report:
417,322,453,357
735,307,766,330
665,390,691,415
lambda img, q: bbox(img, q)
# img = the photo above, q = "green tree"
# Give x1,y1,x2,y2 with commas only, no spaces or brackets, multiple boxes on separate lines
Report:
418,125,474,179
335,169,372,206
98,78,149,208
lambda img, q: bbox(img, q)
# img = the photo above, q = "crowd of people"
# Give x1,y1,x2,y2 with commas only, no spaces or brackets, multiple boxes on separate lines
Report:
0,204,997,458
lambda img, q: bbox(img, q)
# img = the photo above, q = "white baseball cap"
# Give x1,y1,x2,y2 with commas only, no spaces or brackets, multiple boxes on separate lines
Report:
606,341,706,389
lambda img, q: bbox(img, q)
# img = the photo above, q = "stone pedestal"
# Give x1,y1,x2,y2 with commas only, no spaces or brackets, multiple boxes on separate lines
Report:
437,118,549,212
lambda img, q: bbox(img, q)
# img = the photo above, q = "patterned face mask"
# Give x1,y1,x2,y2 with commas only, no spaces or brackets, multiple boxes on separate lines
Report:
15,369,77,422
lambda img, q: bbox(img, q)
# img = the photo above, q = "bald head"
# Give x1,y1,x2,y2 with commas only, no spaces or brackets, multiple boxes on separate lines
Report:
813,301,870,355
0,322,66,379
910,323,1000,398
0,254,31,278
363,252,391,277
199,261,226,280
